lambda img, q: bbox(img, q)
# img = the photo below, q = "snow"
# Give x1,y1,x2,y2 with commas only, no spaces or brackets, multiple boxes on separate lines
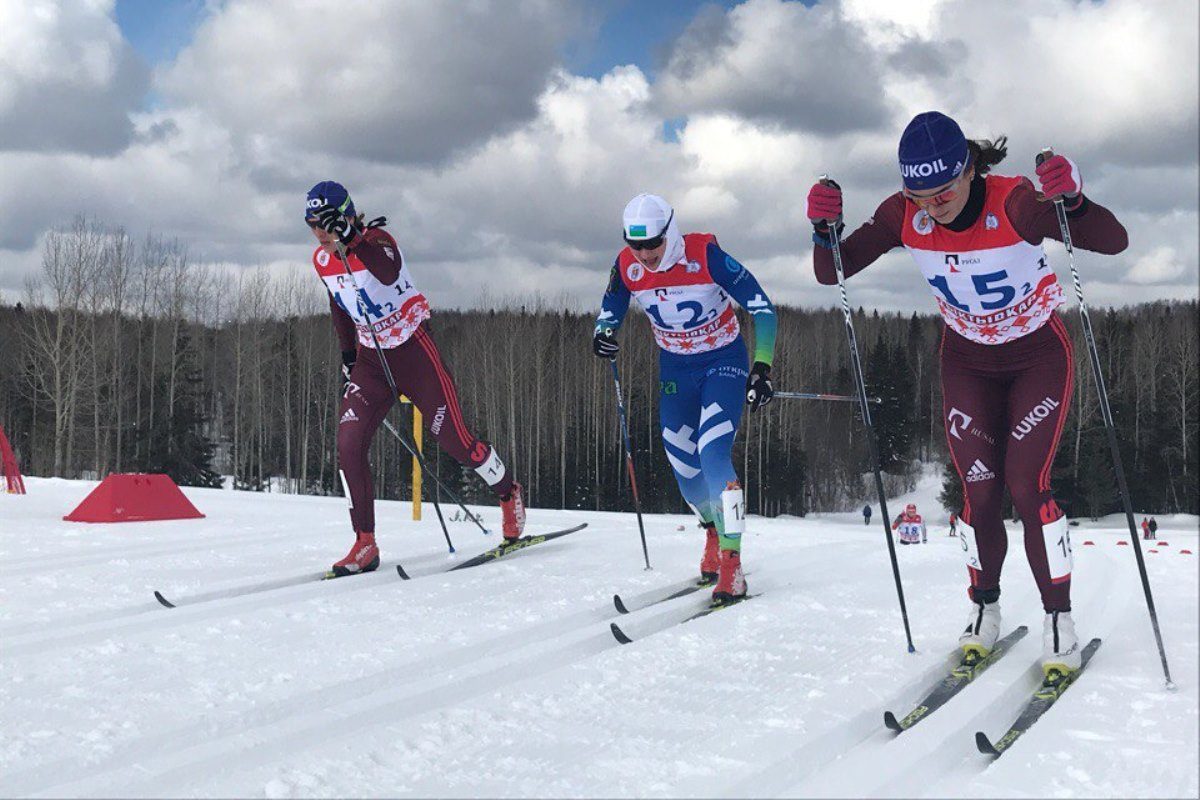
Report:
1,473,1196,798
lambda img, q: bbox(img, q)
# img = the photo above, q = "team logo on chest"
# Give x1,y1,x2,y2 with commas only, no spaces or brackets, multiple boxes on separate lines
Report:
686,261,701,274
627,262,644,282
913,210,935,235
985,213,999,230
317,250,330,267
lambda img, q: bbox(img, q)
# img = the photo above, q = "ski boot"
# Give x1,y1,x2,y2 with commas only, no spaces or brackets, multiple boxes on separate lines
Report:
699,523,720,586
330,531,380,577
711,549,747,606
958,598,1001,663
1041,610,1082,680
500,482,526,542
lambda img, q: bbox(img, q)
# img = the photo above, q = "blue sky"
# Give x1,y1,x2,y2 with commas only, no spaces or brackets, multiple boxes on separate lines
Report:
114,0,209,66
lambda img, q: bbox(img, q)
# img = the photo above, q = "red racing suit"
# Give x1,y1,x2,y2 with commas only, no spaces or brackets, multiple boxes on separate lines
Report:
814,173,1127,611
315,226,513,534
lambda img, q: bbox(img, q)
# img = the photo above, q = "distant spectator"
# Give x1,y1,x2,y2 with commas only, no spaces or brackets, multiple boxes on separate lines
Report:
1141,517,1150,540
1149,517,1158,540
949,511,958,537
863,504,872,526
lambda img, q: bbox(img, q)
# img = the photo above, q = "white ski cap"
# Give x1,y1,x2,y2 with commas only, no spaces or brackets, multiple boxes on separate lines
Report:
622,193,672,240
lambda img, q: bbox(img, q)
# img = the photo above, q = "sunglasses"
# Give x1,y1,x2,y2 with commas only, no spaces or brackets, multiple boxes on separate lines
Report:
903,184,960,208
903,159,972,208
624,210,673,251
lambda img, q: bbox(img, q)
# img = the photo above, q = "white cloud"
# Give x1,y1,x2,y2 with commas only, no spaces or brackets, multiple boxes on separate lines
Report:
656,0,898,133
1124,244,1187,285
0,0,148,154
156,0,579,166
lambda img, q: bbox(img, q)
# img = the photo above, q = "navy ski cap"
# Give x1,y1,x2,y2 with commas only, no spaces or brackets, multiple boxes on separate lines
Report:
305,180,355,221
898,111,969,190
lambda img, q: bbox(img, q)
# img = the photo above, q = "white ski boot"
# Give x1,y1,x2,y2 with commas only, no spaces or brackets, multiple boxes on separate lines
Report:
1042,611,1082,679
959,601,1001,661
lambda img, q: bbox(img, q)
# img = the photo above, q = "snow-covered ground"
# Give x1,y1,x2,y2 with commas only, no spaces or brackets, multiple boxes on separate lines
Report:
1,473,1196,798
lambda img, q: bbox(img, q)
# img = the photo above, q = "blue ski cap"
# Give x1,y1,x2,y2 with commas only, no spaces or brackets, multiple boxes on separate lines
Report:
898,111,969,190
305,180,355,221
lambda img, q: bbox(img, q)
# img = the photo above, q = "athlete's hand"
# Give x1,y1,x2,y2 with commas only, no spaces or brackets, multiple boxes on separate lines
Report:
1035,153,1083,209
593,327,620,359
745,361,773,411
340,349,356,392
806,180,843,227
312,204,363,247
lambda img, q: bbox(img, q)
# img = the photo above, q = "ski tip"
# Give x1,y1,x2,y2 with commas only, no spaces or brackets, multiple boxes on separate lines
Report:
396,564,410,580
975,731,1000,756
153,590,176,609
883,711,903,733
613,594,630,615
610,622,633,645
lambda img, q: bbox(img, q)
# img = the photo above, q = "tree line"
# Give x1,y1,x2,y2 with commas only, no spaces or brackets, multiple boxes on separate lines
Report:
1,219,1195,521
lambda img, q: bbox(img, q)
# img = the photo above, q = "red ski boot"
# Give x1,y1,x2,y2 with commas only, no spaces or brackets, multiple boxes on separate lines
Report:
699,524,720,585
330,531,380,578
500,482,526,541
712,548,747,606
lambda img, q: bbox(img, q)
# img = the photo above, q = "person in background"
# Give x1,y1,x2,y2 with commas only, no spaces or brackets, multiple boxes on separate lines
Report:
892,503,927,545
863,503,873,526
1148,517,1158,540
1141,517,1151,540
949,511,959,537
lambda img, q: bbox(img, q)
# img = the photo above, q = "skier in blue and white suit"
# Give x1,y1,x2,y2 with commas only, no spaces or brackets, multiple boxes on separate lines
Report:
593,193,777,605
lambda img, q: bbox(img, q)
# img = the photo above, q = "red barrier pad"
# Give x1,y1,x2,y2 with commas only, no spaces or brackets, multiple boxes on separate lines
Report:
64,474,204,523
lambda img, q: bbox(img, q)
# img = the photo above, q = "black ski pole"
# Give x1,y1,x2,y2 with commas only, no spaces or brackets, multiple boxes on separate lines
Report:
1037,149,1173,689
609,358,652,570
776,390,882,404
820,175,916,653
333,241,474,552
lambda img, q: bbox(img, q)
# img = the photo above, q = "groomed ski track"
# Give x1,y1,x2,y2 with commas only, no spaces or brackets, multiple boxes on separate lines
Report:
1,475,1196,798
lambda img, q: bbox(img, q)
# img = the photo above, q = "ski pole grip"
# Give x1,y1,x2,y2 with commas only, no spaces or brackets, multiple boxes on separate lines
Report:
1036,147,1054,167
817,174,844,225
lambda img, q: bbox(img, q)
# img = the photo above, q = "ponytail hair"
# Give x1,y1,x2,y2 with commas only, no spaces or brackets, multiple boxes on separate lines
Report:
967,136,1008,175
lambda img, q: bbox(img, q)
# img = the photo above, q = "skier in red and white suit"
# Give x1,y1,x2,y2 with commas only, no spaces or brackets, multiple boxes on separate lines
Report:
892,503,926,545
807,112,1128,676
305,181,525,576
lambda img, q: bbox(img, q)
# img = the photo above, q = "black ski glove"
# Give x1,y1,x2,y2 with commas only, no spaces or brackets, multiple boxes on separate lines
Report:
746,361,773,411
312,204,362,248
593,327,620,359
341,349,356,392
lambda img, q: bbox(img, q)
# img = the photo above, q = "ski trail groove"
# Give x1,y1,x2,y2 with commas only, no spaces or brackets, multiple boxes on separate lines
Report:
2,595,618,797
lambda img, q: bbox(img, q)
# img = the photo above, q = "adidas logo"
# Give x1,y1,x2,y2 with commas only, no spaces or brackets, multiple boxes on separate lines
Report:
965,459,995,483
340,408,359,424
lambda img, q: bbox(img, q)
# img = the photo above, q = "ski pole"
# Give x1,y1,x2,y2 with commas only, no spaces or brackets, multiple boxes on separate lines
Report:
776,391,882,404
1037,149,1173,689
820,175,916,653
333,240,473,552
609,358,652,570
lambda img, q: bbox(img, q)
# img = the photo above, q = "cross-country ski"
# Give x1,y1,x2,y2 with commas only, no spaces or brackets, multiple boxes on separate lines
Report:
976,638,1104,757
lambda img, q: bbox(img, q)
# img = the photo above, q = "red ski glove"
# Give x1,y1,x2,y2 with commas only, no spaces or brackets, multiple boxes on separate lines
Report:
806,181,843,224
1035,154,1083,208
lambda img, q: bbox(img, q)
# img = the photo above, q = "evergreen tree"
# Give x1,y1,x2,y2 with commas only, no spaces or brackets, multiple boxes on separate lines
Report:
141,332,222,488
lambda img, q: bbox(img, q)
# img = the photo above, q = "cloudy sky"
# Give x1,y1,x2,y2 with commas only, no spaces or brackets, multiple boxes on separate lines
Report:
1,0,1196,315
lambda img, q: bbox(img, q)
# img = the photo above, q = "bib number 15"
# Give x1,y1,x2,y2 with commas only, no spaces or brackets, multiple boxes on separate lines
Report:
928,269,1016,312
